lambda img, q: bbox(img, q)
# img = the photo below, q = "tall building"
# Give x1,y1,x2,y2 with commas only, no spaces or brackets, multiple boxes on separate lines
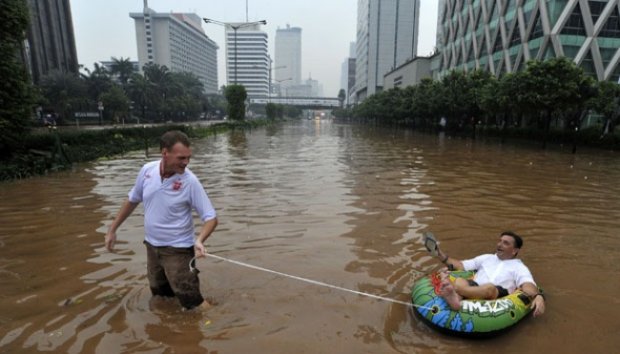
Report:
275,25,302,91
340,42,356,104
22,0,79,83
224,23,269,98
355,0,421,101
130,2,219,93
434,0,620,82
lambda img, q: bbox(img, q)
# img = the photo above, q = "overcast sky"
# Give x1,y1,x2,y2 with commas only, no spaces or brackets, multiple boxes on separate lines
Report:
71,0,438,96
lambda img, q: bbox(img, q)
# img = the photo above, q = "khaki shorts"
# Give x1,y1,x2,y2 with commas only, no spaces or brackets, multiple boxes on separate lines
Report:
144,241,204,309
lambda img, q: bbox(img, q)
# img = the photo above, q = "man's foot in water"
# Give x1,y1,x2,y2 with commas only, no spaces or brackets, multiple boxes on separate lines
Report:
439,279,462,311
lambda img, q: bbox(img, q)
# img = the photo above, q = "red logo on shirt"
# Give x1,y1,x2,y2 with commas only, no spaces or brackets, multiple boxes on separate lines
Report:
173,180,182,191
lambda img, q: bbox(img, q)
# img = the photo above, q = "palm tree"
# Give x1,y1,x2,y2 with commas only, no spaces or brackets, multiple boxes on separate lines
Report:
109,57,135,86
40,70,88,122
81,63,113,103
127,73,152,123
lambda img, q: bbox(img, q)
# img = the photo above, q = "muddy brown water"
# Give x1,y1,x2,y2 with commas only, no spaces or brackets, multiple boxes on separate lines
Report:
1,121,619,353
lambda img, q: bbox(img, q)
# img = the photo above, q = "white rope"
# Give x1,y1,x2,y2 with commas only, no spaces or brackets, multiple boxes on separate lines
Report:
203,253,432,310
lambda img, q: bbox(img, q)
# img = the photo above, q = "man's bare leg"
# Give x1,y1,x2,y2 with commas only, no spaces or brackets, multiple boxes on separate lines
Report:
453,278,499,300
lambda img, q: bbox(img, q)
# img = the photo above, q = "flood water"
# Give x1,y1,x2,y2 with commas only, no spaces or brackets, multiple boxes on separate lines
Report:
1,121,619,353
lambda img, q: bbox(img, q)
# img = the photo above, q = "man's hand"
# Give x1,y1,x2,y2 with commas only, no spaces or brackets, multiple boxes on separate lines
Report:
105,231,117,252
531,295,545,317
194,240,206,258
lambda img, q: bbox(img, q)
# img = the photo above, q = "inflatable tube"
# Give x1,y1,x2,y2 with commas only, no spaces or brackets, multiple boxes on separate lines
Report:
411,271,536,337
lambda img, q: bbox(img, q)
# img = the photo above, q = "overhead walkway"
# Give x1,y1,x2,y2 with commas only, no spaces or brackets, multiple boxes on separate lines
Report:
250,97,341,109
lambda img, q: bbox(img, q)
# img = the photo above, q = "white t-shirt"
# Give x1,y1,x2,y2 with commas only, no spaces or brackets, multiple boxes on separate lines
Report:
462,254,535,294
128,160,216,248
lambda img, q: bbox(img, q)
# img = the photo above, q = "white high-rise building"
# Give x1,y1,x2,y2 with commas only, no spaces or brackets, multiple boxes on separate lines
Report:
130,3,218,93
225,23,269,98
275,25,302,91
355,0,421,101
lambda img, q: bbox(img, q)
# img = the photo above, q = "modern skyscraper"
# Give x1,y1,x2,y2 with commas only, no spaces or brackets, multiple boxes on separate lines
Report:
130,2,219,93
434,0,620,82
22,0,79,83
224,23,269,98
275,25,302,90
355,0,421,101
340,42,356,104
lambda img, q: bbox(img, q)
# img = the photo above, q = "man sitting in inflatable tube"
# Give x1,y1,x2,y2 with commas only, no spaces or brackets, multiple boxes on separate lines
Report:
434,231,545,317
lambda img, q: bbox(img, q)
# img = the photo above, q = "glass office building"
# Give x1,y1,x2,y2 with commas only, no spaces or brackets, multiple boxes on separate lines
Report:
434,0,620,82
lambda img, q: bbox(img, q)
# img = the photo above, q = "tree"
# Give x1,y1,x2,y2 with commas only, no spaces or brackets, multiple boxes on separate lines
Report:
224,84,247,120
142,63,173,121
127,73,152,122
109,57,134,86
265,103,278,119
0,0,36,157
521,58,592,149
99,85,130,124
337,89,346,108
412,78,442,130
440,70,471,130
590,81,620,136
39,70,88,123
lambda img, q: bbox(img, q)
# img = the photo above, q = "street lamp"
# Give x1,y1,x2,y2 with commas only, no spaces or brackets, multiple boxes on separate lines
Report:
203,18,267,85
264,57,286,103
275,78,292,97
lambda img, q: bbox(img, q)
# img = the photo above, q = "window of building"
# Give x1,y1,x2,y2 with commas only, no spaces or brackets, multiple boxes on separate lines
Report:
561,2,587,36
510,17,522,47
493,29,503,52
529,11,544,40
580,49,596,76
599,5,620,37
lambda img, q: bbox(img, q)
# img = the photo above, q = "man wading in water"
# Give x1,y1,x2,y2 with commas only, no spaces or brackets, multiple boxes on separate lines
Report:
105,130,218,310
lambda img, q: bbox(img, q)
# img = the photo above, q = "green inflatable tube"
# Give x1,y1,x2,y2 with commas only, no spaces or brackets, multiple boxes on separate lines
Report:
411,271,538,337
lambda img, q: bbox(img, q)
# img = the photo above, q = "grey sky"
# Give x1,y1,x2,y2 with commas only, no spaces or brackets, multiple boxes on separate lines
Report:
71,0,438,96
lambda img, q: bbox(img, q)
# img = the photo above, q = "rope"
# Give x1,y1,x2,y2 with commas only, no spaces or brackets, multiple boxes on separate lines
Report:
201,253,433,310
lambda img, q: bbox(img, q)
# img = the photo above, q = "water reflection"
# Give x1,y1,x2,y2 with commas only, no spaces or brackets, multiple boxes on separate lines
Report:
1,121,620,353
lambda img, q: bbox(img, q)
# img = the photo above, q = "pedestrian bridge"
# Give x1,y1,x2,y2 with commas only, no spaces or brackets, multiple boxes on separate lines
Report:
249,97,341,108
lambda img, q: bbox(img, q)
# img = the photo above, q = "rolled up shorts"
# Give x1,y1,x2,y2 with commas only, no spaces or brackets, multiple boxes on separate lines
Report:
144,241,204,309
467,279,509,298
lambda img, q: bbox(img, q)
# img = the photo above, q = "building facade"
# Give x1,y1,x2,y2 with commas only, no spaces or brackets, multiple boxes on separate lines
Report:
23,0,79,83
340,42,357,104
355,0,421,101
383,55,434,90
275,25,302,91
130,3,219,93
224,23,269,98
434,0,620,82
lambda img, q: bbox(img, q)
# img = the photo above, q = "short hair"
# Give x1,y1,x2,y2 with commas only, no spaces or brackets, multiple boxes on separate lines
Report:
501,231,523,249
160,130,190,150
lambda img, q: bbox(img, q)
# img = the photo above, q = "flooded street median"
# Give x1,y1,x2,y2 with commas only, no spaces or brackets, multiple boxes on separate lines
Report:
1,120,619,353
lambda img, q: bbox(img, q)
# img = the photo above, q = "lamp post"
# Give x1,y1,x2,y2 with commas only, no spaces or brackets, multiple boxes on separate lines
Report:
203,18,267,85
264,57,286,103
275,78,292,97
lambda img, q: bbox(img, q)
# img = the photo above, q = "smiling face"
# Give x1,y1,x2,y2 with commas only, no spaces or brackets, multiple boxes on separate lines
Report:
495,234,520,260
161,142,191,176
